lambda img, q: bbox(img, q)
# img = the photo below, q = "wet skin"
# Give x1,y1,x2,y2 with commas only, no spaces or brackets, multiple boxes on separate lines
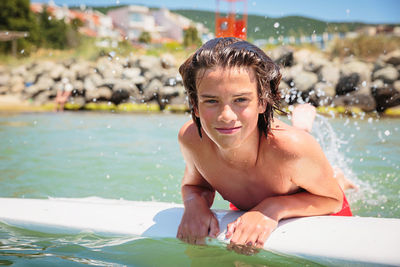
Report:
177,67,343,248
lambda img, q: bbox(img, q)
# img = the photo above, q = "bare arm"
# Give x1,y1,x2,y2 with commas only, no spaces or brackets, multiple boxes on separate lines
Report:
227,131,343,247
177,122,220,244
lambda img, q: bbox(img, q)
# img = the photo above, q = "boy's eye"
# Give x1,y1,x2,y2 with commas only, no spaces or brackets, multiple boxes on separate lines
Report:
235,98,248,103
204,99,218,104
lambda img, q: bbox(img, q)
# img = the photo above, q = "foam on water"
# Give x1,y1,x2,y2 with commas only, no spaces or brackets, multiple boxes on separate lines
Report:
313,115,374,204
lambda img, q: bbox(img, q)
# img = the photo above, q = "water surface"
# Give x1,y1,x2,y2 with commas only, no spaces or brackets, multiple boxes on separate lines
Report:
0,112,399,266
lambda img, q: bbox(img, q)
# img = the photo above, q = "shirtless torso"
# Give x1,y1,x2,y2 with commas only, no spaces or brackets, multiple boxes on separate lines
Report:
177,60,343,248
179,117,339,212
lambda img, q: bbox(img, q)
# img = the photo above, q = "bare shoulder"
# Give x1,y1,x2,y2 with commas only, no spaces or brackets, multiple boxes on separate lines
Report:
268,119,334,187
178,120,201,149
269,119,322,158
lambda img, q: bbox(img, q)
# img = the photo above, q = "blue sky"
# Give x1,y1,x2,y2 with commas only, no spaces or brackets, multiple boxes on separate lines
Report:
36,0,400,24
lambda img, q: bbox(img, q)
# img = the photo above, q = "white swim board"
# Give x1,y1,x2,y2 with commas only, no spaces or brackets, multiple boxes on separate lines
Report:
0,197,399,266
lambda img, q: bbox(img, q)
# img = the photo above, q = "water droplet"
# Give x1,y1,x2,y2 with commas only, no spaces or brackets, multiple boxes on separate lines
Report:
20,49,24,54
362,81,367,87
360,158,364,162
273,22,280,28
106,174,110,179
48,16,52,21
384,130,390,136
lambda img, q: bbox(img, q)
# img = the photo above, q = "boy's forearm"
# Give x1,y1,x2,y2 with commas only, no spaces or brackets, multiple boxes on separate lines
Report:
252,191,342,221
181,184,215,208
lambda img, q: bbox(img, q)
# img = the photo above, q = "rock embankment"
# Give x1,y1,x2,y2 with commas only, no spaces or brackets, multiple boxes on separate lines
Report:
272,47,400,113
1,48,399,114
0,53,185,111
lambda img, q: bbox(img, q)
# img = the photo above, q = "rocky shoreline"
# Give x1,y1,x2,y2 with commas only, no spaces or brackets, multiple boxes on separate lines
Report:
1,48,400,116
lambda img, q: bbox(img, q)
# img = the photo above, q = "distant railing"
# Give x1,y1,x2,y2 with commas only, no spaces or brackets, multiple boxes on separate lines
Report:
0,31,30,56
254,32,346,49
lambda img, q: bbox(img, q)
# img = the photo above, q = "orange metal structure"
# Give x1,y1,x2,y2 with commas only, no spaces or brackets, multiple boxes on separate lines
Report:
215,0,247,40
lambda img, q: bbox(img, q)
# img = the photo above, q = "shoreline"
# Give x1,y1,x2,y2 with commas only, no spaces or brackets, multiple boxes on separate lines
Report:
1,95,400,118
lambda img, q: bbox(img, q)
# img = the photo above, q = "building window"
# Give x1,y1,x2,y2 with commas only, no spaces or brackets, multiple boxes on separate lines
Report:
129,29,140,39
130,13,143,22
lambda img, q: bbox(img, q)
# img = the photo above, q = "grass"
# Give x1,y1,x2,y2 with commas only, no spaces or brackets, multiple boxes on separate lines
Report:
0,37,198,67
328,35,400,61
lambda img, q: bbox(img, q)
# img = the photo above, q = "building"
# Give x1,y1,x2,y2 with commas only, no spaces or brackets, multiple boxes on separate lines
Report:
31,1,118,39
108,5,211,43
152,8,210,43
107,5,163,41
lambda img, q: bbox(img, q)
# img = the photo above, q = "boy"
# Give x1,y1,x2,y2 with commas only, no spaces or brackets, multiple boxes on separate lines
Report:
177,37,352,248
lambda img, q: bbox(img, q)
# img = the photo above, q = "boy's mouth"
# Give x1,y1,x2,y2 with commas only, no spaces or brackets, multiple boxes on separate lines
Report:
215,126,241,134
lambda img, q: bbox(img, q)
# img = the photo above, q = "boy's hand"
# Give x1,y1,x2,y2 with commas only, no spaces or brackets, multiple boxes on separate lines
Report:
226,211,278,248
177,201,220,245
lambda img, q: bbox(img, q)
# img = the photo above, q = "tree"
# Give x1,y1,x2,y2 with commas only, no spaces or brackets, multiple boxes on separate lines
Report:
0,0,40,54
183,26,202,48
38,6,69,49
138,31,151,44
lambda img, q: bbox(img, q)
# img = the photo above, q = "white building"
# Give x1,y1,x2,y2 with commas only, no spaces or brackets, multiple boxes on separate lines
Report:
107,5,162,41
152,8,211,43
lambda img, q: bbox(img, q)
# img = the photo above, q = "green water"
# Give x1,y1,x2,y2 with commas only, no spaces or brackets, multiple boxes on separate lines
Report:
0,112,399,266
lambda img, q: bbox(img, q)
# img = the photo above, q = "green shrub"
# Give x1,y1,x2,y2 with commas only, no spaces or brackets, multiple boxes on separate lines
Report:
329,35,400,60
138,31,151,44
183,26,202,48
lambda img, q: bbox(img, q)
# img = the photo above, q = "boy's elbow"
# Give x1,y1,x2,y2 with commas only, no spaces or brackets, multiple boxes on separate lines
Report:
331,193,344,214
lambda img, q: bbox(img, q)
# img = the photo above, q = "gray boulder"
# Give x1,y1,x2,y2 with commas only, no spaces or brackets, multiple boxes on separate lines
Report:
49,64,66,80
292,71,318,92
333,92,376,112
85,86,113,102
0,73,11,86
308,87,333,107
319,64,340,86
271,46,294,67
394,80,400,91
373,66,399,84
138,55,162,72
371,83,400,111
341,60,372,84
143,79,163,99
383,50,400,66
35,76,54,91
122,68,141,80
160,53,176,69
336,73,360,95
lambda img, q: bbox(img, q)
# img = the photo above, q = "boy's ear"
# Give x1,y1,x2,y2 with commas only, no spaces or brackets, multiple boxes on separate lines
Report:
258,99,267,114
193,106,199,117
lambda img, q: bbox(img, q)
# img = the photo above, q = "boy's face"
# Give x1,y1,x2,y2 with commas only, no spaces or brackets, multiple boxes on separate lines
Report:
195,67,265,149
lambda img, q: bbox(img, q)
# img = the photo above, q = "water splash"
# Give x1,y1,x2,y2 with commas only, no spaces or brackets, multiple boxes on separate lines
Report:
313,115,362,188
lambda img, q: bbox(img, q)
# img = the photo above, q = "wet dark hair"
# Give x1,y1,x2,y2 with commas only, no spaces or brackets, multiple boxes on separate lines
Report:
179,37,282,138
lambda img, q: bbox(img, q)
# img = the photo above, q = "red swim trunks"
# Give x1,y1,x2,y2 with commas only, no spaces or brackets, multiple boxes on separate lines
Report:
229,193,352,216
330,193,352,216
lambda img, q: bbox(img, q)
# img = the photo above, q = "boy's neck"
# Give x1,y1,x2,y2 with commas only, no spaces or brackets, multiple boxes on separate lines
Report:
215,129,262,169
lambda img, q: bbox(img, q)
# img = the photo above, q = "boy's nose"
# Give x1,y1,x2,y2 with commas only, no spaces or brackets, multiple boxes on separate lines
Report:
218,105,237,123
